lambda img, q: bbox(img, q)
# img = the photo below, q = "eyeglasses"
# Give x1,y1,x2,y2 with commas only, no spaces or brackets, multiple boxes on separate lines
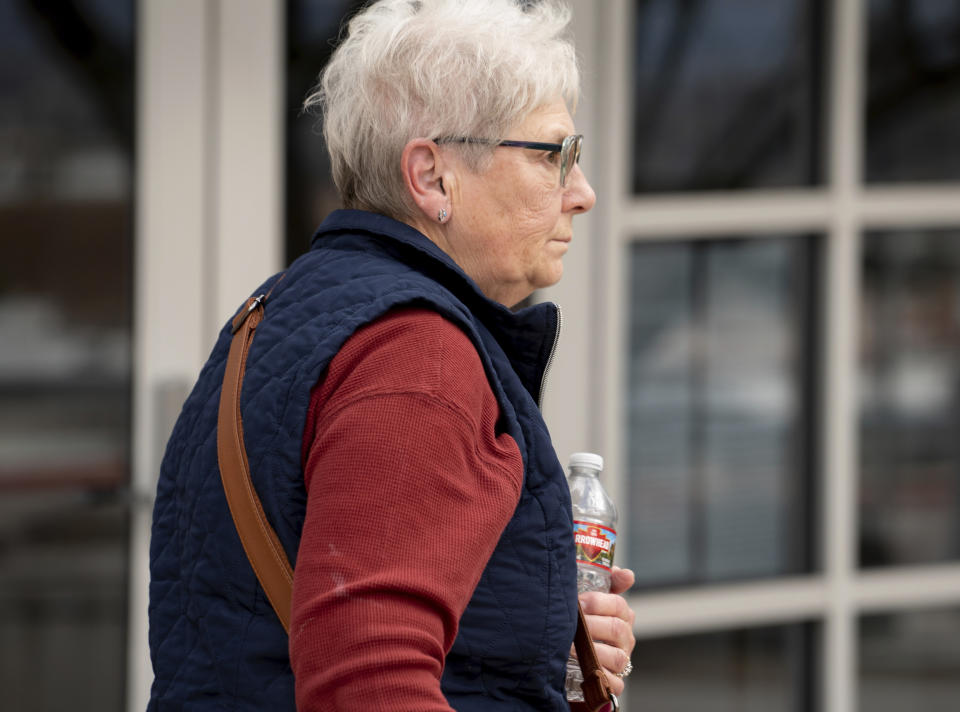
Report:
436,134,583,187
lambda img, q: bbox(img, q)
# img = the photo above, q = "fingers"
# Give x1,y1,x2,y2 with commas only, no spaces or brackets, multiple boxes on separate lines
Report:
567,641,630,697
581,592,637,694
577,587,637,697
592,641,630,696
582,610,635,654
579,590,636,631
609,566,635,595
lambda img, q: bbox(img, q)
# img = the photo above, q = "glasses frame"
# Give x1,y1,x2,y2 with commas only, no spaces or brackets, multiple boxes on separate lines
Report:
436,134,583,187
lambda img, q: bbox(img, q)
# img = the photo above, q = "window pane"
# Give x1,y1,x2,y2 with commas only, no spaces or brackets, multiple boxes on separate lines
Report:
860,608,960,712
0,1,133,710
0,492,128,709
865,0,960,183
626,236,816,588
285,0,355,261
860,228,960,567
628,623,817,712
632,0,824,193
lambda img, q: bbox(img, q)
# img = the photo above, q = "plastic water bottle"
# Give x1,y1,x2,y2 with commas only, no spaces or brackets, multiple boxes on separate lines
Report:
564,452,618,702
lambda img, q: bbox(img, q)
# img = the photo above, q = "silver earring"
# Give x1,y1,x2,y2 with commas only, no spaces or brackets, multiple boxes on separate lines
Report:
438,208,448,223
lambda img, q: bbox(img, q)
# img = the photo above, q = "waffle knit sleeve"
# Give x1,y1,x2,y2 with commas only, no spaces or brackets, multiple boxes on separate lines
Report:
290,308,524,711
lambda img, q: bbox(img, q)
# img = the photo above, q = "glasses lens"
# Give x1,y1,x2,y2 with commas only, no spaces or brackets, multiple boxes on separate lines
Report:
560,135,583,187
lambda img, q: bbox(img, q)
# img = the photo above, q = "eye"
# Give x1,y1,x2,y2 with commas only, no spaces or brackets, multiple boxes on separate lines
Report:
545,150,561,165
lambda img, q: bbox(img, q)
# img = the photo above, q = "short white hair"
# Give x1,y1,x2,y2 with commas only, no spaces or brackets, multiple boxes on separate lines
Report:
305,0,580,219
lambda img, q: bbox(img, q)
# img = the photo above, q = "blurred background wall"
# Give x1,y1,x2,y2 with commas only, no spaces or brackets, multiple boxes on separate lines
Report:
1,0,959,710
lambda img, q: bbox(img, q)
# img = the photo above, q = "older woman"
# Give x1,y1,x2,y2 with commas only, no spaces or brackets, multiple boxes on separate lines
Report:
147,1,635,710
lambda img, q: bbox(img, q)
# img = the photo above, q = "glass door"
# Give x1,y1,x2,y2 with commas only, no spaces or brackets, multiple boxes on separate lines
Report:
0,2,135,710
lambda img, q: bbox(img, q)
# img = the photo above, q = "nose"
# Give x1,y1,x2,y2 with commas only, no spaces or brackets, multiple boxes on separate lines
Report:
564,162,596,214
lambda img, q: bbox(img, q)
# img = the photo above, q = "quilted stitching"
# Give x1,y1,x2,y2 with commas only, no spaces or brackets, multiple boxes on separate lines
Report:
147,210,576,711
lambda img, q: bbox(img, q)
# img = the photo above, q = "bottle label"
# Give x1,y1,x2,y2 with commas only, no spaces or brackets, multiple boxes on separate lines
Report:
572,521,617,571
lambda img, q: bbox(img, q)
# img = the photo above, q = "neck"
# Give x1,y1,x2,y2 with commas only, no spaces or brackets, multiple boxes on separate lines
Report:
400,216,530,308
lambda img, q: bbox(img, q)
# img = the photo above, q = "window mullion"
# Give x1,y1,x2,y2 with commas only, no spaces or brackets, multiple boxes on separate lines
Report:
822,0,866,711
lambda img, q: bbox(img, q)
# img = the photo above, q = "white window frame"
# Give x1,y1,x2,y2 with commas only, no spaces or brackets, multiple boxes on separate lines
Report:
548,1,960,712
130,1,283,709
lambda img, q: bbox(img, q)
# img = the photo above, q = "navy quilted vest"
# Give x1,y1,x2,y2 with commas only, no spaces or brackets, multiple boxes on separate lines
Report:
147,210,578,711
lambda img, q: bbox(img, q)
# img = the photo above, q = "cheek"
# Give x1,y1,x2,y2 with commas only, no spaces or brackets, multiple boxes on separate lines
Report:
513,184,559,234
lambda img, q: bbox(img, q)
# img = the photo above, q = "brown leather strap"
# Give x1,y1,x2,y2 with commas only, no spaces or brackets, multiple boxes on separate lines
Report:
215,290,616,710
217,293,294,633
570,602,619,712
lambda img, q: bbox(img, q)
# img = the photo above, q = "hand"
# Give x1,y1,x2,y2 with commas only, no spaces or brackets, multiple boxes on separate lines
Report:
577,566,637,697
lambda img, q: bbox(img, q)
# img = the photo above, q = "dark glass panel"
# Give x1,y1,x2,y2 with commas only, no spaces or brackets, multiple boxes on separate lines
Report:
0,0,134,709
860,228,960,567
866,0,960,183
860,608,960,712
0,491,128,710
628,623,816,712
627,236,817,588
285,0,361,261
632,0,824,193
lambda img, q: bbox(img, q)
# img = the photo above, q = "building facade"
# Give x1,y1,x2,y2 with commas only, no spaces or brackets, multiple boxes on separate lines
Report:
1,1,959,710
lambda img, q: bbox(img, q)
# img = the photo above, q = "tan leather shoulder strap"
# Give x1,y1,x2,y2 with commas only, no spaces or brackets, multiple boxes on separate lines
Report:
216,293,293,633
215,288,616,710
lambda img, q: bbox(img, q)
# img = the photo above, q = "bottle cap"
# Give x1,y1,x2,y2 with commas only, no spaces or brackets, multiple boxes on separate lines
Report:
568,452,603,472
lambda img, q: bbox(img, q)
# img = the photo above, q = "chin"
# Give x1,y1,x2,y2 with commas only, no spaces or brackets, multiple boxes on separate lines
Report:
535,266,564,290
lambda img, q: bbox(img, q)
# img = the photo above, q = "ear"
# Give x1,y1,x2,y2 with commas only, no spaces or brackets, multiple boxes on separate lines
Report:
401,138,449,223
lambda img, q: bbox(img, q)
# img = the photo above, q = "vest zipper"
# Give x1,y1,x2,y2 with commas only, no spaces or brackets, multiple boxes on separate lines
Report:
537,303,562,409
